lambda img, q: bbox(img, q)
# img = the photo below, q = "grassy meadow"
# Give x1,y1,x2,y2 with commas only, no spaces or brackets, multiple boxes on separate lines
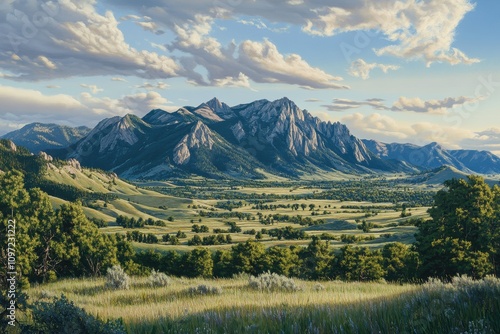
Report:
26,274,500,333
45,163,431,252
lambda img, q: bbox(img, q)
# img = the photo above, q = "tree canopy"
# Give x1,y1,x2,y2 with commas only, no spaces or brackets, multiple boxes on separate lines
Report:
415,176,499,279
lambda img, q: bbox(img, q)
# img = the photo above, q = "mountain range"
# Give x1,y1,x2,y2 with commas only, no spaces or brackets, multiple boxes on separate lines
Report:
2,97,499,179
45,97,412,179
363,140,500,174
1,123,90,153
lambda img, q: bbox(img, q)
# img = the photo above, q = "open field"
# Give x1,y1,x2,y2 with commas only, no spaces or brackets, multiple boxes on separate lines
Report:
45,165,432,251
97,197,427,251
26,275,500,333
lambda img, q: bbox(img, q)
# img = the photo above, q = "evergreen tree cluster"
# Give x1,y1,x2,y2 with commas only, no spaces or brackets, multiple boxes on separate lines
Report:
0,171,134,286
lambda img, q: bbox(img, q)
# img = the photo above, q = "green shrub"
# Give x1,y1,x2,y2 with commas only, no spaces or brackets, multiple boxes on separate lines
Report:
26,295,126,334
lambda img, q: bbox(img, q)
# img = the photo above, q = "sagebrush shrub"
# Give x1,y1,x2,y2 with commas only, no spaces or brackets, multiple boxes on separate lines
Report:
105,265,130,290
248,272,302,292
313,283,325,291
187,284,222,295
148,270,171,287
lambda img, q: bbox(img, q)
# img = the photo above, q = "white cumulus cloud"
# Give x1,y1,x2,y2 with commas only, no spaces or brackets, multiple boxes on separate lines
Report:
80,84,103,94
348,59,400,79
0,1,179,81
323,95,485,114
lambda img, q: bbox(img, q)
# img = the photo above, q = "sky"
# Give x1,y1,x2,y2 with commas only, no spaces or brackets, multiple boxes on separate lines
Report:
0,0,499,154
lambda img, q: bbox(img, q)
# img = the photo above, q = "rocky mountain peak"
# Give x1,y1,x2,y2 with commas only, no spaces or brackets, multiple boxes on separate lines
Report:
206,97,221,107
206,97,235,119
173,121,215,165
274,96,294,107
142,109,171,124
188,121,214,148
37,97,440,179
426,142,443,150
193,103,224,122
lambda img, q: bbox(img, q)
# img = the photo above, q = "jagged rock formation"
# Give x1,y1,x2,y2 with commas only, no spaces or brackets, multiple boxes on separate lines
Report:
39,151,53,162
44,97,414,179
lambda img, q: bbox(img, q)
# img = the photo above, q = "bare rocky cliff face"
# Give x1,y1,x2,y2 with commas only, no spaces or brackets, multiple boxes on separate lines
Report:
173,121,215,165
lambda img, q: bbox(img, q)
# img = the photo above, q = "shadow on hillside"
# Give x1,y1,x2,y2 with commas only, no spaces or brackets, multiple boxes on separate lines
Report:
304,220,356,231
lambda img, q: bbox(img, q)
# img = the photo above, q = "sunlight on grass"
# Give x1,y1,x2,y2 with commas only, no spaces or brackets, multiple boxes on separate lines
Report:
27,275,500,333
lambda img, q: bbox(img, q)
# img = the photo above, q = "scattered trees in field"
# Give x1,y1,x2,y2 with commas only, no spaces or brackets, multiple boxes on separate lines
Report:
191,224,210,233
125,231,159,244
116,215,166,228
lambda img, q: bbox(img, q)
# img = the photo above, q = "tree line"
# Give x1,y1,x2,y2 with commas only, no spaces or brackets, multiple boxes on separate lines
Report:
0,171,134,287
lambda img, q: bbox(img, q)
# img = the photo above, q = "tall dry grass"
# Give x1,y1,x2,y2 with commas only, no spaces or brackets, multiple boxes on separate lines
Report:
27,274,500,333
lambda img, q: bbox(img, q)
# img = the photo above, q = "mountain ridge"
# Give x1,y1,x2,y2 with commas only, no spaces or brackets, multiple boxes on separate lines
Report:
1,122,91,153
4,97,500,179
363,139,500,174
45,97,413,179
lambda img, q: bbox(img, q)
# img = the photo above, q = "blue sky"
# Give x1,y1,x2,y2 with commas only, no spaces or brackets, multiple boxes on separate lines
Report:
0,0,499,154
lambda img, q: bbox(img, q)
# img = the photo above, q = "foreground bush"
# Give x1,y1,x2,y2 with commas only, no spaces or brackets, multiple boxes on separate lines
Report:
105,265,130,290
187,284,222,295
24,295,126,334
148,270,171,287
248,272,302,292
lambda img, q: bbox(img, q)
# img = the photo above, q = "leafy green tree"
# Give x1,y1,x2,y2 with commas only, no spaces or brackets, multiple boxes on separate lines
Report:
382,242,420,282
0,171,39,286
135,250,162,271
0,170,30,215
416,176,497,279
182,248,213,277
159,250,181,276
188,235,202,246
265,246,300,277
358,220,374,233
0,170,131,283
213,249,234,278
491,185,500,275
231,240,267,275
53,202,117,277
81,234,118,276
336,245,385,281
300,236,333,279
